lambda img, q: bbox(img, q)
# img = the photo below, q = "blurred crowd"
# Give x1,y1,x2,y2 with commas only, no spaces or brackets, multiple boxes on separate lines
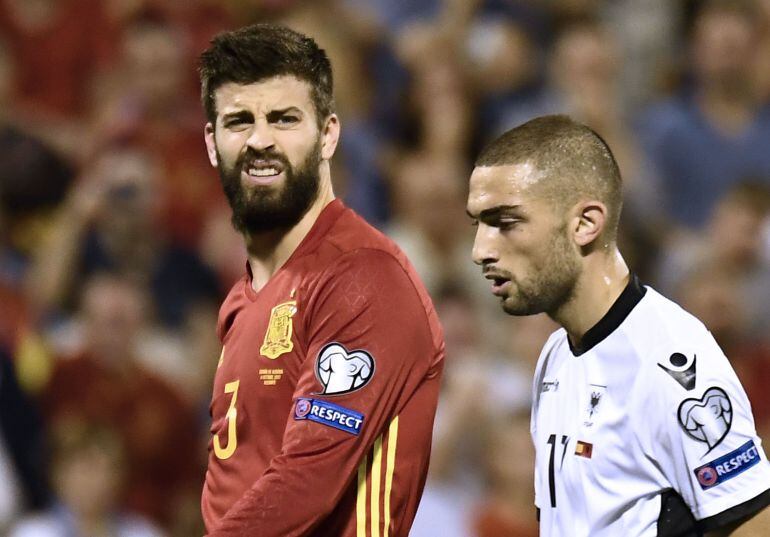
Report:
1,0,770,535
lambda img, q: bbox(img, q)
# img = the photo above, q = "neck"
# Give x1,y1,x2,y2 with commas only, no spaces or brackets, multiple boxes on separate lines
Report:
246,168,335,292
551,247,629,348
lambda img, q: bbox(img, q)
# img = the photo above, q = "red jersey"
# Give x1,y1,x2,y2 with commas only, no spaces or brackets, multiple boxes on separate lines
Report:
202,199,445,536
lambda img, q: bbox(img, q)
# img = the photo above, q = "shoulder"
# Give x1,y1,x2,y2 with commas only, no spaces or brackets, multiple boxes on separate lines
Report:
628,287,736,401
315,208,429,302
321,247,412,285
323,205,411,264
625,287,716,361
310,247,434,325
306,245,442,351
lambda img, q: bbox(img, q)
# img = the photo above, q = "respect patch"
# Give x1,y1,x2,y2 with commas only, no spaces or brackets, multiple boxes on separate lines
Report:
694,440,761,490
293,398,364,435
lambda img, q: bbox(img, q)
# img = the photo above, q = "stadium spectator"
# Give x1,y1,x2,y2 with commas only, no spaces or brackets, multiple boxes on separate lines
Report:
0,35,73,350
9,418,163,537
386,152,475,296
656,181,770,340
0,0,118,158
90,10,222,247
495,18,659,219
472,410,538,537
412,286,548,537
638,0,770,229
36,274,200,529
26,144,221,330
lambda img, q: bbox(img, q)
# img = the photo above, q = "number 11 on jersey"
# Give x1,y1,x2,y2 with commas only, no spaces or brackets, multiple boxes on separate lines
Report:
546,434,569,508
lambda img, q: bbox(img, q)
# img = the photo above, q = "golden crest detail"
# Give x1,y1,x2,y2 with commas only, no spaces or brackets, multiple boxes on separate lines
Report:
260,301,297,359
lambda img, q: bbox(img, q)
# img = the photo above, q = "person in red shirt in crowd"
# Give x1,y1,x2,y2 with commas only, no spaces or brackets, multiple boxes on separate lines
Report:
198,23,445,536
91,9,225,248
39,273,199,529
0,0,115,120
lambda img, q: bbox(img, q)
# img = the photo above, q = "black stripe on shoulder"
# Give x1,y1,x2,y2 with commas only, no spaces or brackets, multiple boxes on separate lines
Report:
698,487,770,533
657,488,699,537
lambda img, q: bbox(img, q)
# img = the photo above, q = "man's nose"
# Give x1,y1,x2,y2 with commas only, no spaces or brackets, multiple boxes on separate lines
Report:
246,120,275,152
472,224,499,266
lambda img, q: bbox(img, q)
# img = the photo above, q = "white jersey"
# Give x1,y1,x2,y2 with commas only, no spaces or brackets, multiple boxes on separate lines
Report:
532,276,770,536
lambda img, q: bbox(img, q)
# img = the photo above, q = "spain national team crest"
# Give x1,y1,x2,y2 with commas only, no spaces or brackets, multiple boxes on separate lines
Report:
260,301,297,359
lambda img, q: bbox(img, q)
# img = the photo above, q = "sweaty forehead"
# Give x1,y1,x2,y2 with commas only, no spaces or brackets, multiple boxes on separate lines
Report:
213,76,314,116
467,162,545,213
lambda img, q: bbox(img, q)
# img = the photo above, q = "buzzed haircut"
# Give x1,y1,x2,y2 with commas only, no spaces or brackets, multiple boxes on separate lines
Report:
476,115,623,241
199,23,334,126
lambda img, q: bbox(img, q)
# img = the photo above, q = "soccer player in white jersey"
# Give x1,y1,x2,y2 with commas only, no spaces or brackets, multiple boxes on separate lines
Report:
466,115,770,536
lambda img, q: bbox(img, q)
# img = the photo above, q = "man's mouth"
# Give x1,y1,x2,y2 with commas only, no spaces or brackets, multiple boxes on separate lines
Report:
243,160,285,183
484,272,511,297
247,167,280,177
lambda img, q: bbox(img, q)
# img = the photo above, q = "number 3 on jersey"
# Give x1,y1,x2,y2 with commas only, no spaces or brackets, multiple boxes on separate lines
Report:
214,380,240,460
547,434,569,508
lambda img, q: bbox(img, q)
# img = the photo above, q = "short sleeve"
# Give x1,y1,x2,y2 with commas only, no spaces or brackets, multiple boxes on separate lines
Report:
649,334,770,530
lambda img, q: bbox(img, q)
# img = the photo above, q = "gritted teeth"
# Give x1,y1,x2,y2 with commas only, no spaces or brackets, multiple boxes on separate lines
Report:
245,160,284,177
248,167,279,177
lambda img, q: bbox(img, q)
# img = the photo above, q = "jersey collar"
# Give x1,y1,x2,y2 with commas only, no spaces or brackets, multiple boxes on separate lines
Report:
569,273,646,357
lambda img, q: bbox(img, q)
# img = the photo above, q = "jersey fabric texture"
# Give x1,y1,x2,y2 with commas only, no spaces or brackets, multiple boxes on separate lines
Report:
532,275,770,536
202,199,445,536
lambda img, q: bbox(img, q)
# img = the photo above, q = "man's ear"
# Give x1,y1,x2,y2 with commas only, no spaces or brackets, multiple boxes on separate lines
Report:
320,114,341,160
571,200,608,247
204,123,218,168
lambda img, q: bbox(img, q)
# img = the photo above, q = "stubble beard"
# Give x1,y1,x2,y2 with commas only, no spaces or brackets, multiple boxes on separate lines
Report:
216,138,323,235
501,226,581,317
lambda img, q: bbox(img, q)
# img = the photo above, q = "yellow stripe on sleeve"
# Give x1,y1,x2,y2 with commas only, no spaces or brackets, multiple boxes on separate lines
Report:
357,454,368,537
383,416,399,536
371,435,384,537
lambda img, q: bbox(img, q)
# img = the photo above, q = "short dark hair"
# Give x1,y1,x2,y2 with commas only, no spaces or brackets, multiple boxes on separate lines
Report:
199,23,334,126
476,115,623,241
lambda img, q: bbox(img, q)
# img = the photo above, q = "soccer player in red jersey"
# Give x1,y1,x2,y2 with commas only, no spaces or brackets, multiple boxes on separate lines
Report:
198,24,445,536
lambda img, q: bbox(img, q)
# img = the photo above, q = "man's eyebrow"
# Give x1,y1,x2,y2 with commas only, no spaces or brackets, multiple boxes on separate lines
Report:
469,205,521,220
222,110,253,121
268,106,302,116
